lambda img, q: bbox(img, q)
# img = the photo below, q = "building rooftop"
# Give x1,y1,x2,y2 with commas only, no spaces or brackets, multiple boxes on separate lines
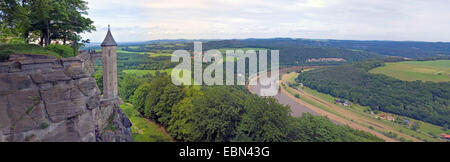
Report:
101,25,117,47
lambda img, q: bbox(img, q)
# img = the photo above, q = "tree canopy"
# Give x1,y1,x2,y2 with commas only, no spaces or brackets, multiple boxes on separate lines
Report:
125,73,383,142
0,0,95,47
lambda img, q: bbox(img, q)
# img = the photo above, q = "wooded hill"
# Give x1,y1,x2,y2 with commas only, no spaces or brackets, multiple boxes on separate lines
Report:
297,58,450,128
202,40,382,66
205,38,450,58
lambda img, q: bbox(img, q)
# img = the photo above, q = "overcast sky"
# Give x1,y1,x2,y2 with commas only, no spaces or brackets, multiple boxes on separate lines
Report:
82,0,450,43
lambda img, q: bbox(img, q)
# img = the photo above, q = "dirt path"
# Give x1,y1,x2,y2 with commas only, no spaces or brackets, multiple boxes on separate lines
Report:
143,119,174,141
136,112,175,141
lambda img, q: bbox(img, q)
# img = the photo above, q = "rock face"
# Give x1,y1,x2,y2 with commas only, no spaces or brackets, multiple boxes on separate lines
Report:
0,54,132,142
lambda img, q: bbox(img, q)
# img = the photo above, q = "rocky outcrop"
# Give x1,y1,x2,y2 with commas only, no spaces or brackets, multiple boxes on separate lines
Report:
0,54,132,142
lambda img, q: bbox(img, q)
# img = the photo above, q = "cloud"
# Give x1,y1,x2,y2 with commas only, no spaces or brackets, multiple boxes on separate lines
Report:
83,0,450,42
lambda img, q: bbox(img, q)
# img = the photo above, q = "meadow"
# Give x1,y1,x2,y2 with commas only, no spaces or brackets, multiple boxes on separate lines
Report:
369,60,450,82
123,69,173,76
120,103,173,142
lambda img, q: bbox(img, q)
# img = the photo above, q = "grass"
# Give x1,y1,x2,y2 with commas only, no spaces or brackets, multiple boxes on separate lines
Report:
122,68,194,85
287,71,449,141
301,85,448,141
147,52,172,57
369,60,450,82
0,44,63,61
302,84,448,141
120,103,173,142
116,47,173,57
123,69,173,76
116,48,147,54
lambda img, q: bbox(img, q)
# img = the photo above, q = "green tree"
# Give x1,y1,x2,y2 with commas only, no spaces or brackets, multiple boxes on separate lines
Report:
0,0,32,41
153,83,184,126
167,88,204,141
94,67,103,93
0,0,95,48
237,97,291,142
411,122,420,131
130,83,151,113
119,74,143,101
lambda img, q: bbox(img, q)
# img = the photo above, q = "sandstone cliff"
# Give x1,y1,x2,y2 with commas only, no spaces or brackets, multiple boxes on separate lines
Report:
0,54,132,142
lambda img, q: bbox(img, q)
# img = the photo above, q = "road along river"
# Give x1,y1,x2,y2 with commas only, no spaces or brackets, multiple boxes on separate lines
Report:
247,66,399,142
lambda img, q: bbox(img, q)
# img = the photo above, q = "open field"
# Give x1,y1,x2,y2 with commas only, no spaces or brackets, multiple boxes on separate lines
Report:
216,48,268,53
282,72,449,142
118,48,173,57
147,52,172,57
123,69,173,76
99,47,173,57
369,60,450,82
116,48,147,54
120,103,173,142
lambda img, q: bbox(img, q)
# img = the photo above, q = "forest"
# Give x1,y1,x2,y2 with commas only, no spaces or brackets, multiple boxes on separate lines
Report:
203,38,450,58
201,40,382,66
296,58,450,128
117,72,383,142
97,39,383,67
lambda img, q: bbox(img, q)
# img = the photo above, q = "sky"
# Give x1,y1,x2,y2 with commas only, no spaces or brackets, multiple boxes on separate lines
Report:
82,0,450,43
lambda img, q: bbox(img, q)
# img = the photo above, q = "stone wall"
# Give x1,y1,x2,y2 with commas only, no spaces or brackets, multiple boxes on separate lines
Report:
0,54,132,142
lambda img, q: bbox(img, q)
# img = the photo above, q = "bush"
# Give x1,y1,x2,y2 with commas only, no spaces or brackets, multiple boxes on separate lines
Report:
0,44,61,59
0,50,12,61
46,44,75,57
7,38,26,45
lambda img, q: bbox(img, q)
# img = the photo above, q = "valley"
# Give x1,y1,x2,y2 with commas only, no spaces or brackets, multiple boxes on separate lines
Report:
282,71,448,142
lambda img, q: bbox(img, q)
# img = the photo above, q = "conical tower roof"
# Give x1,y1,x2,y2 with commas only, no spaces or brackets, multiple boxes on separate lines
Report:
101,25,117,46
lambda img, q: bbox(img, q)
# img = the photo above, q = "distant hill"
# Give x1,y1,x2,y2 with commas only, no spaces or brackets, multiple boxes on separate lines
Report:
202,40,383,66
85,38,450,59
83,37,450,66
209,38,450,58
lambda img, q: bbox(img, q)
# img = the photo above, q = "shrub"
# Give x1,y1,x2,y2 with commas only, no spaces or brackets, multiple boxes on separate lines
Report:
0,44,61,59
7,38,26,45
0,50,12,61
46,44,75,57
40,123,49,129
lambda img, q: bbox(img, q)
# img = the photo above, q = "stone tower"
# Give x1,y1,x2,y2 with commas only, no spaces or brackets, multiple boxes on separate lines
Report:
101,25,118,99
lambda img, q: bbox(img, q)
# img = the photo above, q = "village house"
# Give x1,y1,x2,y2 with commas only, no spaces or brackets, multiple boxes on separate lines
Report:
387,115,395,121
335,99,350,107
343,101,350,107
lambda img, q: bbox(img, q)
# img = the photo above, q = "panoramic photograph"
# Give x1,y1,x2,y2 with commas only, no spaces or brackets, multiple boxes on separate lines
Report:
0,0,449,160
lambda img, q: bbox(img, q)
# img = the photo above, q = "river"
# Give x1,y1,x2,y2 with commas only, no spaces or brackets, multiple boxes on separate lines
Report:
248,66,319,117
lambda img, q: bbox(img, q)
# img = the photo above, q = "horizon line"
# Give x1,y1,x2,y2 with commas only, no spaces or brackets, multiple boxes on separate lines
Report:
86,37,450,44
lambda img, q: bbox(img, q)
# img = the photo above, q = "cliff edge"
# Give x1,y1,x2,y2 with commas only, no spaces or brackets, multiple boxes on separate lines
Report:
0,54,132,142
